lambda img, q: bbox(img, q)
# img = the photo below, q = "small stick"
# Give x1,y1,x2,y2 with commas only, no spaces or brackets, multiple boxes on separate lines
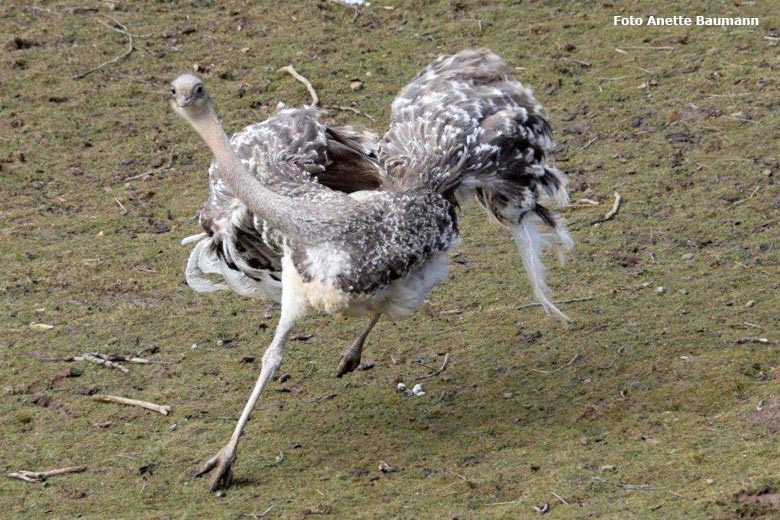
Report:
571,198,600,207
551,491,569,505
417,352,451,380
278,65,319,107
591,192,621,225
531,353,580,375
324,105,376,122
488,499,524,506
616,46,673,51
517,295,594,310
446,468,468,481
72,17,135,79
737,337,779,344
114,197,127,215
126,146,177,180
269,451,284,467
7,465,87,484
242,505,275,519
592,475,653,491
76,353,130,373
93,352,151,364
93,394,171,415
598,75,629,81
732,184,760,205
581,135,598,149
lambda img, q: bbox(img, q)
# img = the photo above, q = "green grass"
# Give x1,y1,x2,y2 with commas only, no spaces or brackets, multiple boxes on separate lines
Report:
1,0,779,517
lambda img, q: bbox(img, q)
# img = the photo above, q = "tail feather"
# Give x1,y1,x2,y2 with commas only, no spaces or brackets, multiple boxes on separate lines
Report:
510,215,571,322
183,236,282,302
185,240,228,293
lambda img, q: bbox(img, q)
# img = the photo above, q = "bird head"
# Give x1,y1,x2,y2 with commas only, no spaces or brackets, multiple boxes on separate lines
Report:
170,73,210,118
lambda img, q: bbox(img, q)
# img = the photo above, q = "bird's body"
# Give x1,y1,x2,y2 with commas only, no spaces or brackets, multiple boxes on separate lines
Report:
170,48,572,491
183,105,384,303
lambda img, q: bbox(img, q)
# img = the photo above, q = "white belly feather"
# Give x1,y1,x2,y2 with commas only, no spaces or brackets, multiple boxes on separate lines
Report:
283,244,457,320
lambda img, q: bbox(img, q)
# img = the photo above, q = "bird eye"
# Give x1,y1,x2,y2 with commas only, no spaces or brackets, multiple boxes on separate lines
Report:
170,86,176,95
194,84,203,95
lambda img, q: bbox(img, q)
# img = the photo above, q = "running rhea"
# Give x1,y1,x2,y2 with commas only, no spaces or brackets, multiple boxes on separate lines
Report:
173,74,385,377
170,48,572,491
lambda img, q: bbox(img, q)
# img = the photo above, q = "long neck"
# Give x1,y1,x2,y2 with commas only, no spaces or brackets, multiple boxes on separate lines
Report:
186,104,333,240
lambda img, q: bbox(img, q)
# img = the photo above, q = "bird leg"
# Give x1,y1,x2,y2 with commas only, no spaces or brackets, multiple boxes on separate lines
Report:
336,313,381,378
195,282,305,491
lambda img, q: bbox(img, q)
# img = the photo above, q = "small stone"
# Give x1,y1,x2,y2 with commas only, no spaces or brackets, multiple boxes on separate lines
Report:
190,343,198,350
706,478,715,484
397,383,406,391
350,78,363,91
411,383,425,396
600,465,617,472
746,300,755,308
678,289,688,295
655,286,666,295
682,253,694,260
378,460,396,473
503,392,514,399
581,436,589,445
278,373,291,383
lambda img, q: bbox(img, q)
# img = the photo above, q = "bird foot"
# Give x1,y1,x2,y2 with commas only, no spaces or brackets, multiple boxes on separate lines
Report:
195,445,236,491
335,351,362,378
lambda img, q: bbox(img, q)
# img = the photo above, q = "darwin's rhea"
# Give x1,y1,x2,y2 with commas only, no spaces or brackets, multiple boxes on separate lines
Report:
176,75,385,377
170,49,572,490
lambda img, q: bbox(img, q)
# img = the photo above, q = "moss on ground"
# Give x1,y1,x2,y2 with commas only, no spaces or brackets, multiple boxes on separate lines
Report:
1,0,779,518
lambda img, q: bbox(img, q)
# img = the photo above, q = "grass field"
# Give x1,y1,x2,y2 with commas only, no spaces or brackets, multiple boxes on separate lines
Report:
2,1,780,518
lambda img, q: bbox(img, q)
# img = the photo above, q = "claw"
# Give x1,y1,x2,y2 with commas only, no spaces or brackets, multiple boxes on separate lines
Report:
195,446,235,491
335,352,362,378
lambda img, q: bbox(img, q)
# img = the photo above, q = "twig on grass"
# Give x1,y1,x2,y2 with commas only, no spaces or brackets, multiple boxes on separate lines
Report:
114,197,127,215
269,452,284,467
242,505,275,519
616,46,674,51
591,192,621,225
73,353,130,373
72,16,136,79
517,295,594,311
551,491,569,505
126,146,177,180
6,465,87,484
732,184,760,205
324,105,376,122
737,337,779,344
29,5,98,15
581,135,599,150
278,65,319,107
571,198,600,207
416,352,451,380
592,475,653,491
93,394,171,415
530,353,580,375
488,498,525,506
63,352,151,373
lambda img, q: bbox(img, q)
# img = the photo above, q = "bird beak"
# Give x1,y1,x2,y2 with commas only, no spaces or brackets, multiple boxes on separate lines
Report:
176,95,191,108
